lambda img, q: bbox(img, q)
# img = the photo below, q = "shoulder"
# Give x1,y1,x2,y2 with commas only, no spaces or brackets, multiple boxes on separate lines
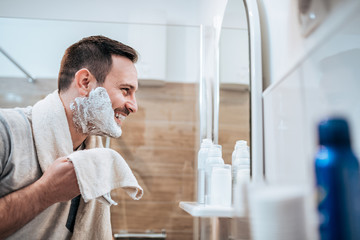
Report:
0,107,33,160
0,107,39,192
0,109,13,176
0,107,32,123
0,109,15,142
0,107,33,134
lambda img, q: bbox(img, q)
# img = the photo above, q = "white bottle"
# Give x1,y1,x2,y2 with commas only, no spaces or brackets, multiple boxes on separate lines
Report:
205,144,224,205
232,140,250,216
210,164,232,207
232,140,249,169
197,138,213,204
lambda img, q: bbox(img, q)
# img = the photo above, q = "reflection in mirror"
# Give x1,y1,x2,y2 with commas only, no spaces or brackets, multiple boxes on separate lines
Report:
0,17,199,239
196,0,252,239
219,0,250,164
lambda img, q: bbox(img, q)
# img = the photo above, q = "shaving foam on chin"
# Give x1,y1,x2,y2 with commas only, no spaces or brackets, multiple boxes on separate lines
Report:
70,87,122,138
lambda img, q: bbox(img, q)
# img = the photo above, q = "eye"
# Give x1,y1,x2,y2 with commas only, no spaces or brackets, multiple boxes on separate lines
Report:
121,88,130,95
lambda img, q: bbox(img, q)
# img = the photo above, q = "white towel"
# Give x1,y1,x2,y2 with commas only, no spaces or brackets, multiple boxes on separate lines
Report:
67,148,143,204
32,90,143,239
32,90,73,172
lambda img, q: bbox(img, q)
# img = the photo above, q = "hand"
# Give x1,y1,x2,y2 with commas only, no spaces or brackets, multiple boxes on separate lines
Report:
37,157,80,204
0,157,80,238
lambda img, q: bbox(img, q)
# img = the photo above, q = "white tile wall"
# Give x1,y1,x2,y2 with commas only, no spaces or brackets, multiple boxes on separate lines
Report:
262,4,360,240
263,0,360,195
263,69,310,187
302,20,360,160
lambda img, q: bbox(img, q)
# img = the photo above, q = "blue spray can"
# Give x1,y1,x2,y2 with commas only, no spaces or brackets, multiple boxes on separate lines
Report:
315,118,360,240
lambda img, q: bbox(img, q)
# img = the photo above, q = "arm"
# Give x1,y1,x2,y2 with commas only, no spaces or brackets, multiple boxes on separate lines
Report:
0,157,80,238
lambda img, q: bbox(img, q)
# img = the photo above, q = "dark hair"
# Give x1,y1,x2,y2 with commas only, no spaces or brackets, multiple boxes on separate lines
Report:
58,35,138,92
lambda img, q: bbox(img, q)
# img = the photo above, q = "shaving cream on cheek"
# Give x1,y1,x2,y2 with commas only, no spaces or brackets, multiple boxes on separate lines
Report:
70,87,122,138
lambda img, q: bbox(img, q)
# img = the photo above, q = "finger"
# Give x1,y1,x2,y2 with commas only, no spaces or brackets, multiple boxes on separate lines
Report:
59,157,70,163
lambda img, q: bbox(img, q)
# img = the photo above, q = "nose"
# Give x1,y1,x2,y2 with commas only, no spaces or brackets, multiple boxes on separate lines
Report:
126,96,138,113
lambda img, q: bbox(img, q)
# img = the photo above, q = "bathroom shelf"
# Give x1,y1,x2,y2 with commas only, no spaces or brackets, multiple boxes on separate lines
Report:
179,202,234,218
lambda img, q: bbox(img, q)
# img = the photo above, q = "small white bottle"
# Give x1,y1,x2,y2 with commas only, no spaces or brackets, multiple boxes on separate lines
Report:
232,140,249,170
205,144,224,205
210,164,232,207
197,138,213,204
232,140,250,215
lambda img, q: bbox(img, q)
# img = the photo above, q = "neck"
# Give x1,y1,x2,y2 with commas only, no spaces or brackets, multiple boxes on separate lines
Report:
59,91,88,150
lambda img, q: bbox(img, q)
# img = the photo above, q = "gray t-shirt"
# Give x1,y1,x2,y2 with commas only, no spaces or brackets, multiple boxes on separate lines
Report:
0,107,72,239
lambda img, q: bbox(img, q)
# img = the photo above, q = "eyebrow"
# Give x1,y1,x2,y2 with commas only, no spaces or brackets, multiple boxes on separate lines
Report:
119,83,137,90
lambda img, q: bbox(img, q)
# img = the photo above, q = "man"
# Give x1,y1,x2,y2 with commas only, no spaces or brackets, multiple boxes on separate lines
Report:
0,35,139,239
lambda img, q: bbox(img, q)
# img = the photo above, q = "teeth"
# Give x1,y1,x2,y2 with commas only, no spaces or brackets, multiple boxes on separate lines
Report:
115,112,125,121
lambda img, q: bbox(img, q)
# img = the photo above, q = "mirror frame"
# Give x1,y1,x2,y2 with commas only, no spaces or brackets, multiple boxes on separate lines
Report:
244,0,264,182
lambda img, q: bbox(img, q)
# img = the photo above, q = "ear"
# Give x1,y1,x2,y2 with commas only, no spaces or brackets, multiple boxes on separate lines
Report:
74,68,97,96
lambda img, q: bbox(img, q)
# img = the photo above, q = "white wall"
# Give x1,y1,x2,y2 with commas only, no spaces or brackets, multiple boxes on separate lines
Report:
259,0,360,188
259,0,360,238
0,18,200,83
220,0,249,85
258,0,354,87
166,26,201,83
0,18,130,79
0,0,204,83
0,0,201,26
257,0,304,87
220,28,249,85
0,0,249,85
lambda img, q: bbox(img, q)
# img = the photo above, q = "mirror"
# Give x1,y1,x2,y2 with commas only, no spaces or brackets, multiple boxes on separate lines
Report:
0,17,200,239
195,0,252,239
0,0,256,237
219,0,250,168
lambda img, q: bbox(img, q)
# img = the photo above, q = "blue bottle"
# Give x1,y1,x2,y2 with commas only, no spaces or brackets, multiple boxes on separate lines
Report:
315,118,360,240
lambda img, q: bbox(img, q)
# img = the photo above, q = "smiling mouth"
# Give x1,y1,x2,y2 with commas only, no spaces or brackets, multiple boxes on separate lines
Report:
115,112,126,125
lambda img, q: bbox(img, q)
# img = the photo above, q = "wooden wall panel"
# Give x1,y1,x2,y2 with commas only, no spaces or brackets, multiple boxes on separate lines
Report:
110,82,249,240
111,202,193,231
219,88,250,164
111,83,198,239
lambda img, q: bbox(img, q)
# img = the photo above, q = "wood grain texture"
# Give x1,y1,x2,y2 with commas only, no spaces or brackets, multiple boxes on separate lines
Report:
110,82,249,239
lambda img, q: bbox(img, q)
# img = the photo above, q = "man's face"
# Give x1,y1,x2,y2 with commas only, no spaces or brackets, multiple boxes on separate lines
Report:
101,55,138,126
